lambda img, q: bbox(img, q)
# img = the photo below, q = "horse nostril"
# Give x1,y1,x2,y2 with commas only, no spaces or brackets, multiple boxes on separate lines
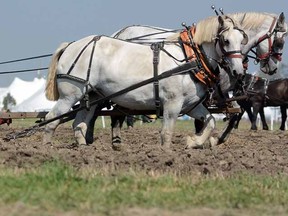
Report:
233,70,237,76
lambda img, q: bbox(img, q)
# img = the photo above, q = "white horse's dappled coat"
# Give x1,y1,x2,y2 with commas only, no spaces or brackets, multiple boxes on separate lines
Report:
44,16,247,149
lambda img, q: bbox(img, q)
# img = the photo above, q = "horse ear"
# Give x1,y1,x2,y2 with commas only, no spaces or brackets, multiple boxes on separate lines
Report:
279,12,285,22
218,16,224,28
241,31,249,45
277,12,285,28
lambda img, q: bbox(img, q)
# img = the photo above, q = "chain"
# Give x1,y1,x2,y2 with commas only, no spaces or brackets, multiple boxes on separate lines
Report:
4,125,43,141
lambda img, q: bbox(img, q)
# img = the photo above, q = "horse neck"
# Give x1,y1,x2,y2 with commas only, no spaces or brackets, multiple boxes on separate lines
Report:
201,43,234,92
238,13,276,54
219,68,235,93
200,42,219,70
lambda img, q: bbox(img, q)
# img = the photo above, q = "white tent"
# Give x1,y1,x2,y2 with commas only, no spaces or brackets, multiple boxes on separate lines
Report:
0,77,56,112
12,84,56,112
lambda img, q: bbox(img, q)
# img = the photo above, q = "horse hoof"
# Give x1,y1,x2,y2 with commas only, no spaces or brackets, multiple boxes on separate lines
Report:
86,138,94,145
112,143,123,151
209,137,219,147
185,136,203,149
112,135,123,151
160,144,172,153
160,147,172,154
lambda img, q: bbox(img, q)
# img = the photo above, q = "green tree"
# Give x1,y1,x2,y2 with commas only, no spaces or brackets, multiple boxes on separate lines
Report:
2,93,16,110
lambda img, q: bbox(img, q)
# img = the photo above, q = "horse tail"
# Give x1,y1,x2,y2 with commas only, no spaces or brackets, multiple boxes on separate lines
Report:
45,42,70,101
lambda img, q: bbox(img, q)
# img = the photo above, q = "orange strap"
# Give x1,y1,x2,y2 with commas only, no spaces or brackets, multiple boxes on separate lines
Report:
180,27,218,86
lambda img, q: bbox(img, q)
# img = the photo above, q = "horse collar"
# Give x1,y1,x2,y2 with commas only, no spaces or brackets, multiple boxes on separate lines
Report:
180,26,218,87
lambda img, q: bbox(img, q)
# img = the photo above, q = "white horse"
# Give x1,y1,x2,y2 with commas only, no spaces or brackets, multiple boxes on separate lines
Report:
44,15,247,150
82,12,287,147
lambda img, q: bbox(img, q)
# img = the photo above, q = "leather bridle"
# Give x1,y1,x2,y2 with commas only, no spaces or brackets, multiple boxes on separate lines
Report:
214,24,247,74
251,17,287,64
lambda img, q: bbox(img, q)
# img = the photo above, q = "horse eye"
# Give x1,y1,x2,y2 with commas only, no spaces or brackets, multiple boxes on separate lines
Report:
224,39,230,45
274,39,284,50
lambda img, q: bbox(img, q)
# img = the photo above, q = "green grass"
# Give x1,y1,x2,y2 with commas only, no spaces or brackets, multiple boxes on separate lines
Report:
1,161,288,215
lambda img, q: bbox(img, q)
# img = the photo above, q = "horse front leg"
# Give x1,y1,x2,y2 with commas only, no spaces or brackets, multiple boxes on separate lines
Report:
43,112,61,145
186,104,216,149
234,111,244,129
111,115,125,151
280,105,287,131
259,107,269,130
194,118,204,133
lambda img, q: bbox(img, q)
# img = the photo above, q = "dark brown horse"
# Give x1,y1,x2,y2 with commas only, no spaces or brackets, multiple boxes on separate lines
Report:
233,75,288,130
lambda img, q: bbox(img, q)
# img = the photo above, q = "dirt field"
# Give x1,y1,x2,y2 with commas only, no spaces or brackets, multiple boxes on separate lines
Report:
1,120,288,215
1,120,288,176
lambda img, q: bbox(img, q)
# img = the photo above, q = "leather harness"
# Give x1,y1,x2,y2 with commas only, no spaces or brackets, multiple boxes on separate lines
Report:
56,28,221,117
179,26,219,87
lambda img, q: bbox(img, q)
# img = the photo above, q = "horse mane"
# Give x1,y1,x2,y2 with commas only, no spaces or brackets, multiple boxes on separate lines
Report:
192,16,226,44
166,15,241,45
227,12,277,31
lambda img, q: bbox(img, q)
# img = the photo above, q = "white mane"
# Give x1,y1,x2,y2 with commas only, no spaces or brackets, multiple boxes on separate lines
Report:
166,16,241,45
227,12,277,31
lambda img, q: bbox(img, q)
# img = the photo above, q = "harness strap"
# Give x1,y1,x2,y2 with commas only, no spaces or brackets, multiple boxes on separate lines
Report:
84,36,101,109
57,74,98,94
253,17,278,61
57,36,102,110
151,42,163,118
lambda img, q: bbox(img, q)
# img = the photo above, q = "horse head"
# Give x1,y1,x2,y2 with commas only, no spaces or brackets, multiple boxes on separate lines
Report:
255,12,287,75
214,15,248,77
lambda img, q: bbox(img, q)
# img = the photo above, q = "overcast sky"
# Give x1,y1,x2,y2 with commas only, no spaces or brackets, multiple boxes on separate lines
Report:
0,0,287,87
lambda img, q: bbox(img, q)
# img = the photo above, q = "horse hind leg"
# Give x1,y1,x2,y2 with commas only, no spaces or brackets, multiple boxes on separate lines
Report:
85,111,98,144
43,98,76,145
43,112,60,145
111,115,125,151
73,102,99,145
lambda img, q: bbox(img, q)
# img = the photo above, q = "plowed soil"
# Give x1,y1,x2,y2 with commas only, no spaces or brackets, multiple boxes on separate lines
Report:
1,121,288,176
